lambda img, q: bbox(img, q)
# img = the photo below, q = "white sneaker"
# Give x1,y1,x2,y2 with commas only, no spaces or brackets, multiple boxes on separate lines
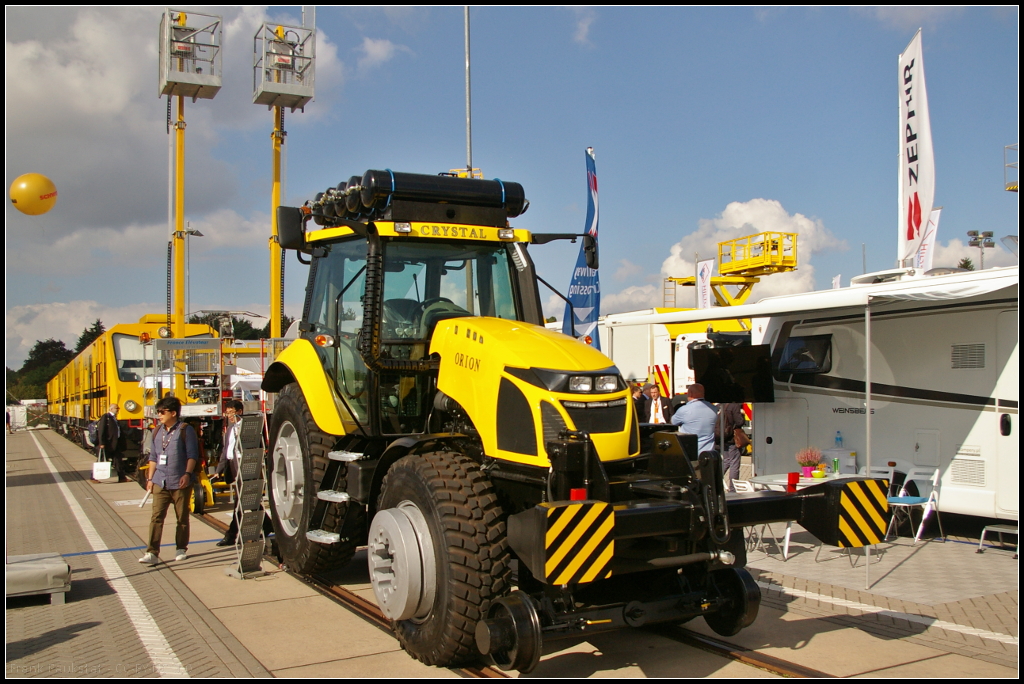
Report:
138,552,159,565
175,549,187,562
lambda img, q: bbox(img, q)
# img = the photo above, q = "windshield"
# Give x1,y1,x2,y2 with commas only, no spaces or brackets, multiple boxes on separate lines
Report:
112,332,212,381
381,240,518,341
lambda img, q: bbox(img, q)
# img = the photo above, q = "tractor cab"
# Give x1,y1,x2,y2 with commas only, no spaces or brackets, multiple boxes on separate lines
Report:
278,170,560,439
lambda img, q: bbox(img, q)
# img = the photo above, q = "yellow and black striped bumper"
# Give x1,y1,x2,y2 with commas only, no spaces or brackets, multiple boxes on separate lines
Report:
508,501,615,586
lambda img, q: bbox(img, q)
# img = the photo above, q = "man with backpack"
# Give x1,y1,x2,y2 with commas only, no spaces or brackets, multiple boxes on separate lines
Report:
93,403,128,483
139,396,199,565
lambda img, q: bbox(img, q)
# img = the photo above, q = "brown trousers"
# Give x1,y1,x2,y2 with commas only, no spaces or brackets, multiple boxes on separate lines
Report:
147,483,193,554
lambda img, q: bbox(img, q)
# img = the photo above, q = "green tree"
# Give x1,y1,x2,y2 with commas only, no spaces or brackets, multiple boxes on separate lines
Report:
186,313,293,340
259,314,295,339
957,257,975,271
75,319,106,353
20,339,74,375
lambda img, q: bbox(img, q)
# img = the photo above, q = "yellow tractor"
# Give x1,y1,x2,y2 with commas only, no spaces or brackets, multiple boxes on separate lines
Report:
262,170,889,672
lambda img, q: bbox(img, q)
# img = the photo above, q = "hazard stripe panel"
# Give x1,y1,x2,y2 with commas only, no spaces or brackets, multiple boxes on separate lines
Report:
837,480,889,547
544,502,614,585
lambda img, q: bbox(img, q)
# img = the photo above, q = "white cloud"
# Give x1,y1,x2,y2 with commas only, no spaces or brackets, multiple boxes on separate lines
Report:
853,6,965,31
613,259,645,283
569,7,597,46
660,198,846,303
931,237,1017,270
4,7,344,232
356,37,413,72
602,285,661,314
5,209,269,279
6,301,158,369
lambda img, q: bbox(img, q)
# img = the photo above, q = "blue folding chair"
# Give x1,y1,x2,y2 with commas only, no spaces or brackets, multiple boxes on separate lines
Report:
886,468,944,544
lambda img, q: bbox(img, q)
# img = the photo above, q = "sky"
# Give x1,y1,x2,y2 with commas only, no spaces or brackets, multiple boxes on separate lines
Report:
5,6,1019,369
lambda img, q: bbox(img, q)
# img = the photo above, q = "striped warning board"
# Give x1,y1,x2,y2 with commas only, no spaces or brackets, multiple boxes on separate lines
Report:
648,364,670,396
544,502,614,585
836,479,890,547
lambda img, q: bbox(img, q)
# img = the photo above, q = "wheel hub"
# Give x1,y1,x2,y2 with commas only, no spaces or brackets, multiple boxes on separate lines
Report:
368,501,436,621
270,421,305,536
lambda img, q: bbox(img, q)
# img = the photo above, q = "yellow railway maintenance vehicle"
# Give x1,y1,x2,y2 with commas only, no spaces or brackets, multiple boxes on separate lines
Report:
46,314,217,472
263,170,890,673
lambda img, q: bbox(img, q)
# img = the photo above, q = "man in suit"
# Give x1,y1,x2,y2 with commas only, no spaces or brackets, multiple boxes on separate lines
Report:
96,403,129,483
644,383,672,424
216,401,273,546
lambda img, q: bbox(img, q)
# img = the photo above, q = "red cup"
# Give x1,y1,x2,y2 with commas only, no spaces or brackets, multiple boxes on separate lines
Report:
788,472,800,485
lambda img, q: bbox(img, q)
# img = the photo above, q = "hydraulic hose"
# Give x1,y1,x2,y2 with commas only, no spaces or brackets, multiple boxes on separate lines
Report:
358,229,439,374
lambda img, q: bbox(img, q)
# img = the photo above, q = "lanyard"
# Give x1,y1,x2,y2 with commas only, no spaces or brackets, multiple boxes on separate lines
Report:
160,422,181,452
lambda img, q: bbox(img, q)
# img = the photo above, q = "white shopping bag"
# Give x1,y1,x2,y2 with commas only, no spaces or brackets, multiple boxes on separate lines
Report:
92,461,112,480
93,446,111,480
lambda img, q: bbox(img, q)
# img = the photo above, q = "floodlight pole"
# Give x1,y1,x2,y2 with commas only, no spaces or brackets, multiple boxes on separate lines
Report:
173,94,187,339
270,104,285,339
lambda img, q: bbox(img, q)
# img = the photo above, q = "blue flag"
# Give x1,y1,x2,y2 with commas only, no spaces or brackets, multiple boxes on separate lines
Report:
563,147,601,350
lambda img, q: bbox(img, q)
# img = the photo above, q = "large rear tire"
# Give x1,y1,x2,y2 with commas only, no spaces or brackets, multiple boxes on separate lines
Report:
374,451,510,667
267,383,363,575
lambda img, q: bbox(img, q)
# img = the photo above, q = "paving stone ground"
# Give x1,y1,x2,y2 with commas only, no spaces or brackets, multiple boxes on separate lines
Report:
6,430,269,679
7,431,1017,678
742,522,1018,669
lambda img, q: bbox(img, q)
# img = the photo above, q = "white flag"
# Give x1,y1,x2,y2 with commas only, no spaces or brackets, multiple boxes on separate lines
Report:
832,275,841,290
915,207,941,271
697,259,715,309
898,30,935,265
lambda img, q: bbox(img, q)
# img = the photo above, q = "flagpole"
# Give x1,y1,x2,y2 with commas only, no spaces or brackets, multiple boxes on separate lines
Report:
464,6,473,175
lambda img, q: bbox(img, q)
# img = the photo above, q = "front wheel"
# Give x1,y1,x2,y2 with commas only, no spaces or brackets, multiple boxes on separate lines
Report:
371,451,510,667
266,383,363,575
191,484,206,515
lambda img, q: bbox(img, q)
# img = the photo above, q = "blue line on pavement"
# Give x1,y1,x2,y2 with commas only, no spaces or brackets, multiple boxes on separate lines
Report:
61,539,223,556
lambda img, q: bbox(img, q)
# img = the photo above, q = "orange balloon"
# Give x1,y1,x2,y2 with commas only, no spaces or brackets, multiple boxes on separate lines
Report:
10,173,58,215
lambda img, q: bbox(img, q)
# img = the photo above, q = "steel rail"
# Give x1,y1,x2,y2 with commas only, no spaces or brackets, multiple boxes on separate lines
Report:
198,512,828,678
198,512,506,678
652,624,835,678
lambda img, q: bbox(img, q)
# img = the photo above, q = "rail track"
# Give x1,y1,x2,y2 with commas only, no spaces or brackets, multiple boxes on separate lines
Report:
198,511,830,678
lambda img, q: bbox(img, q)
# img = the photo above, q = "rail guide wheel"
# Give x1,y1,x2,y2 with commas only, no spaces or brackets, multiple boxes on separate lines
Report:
475,591,543,673
703,567,761,637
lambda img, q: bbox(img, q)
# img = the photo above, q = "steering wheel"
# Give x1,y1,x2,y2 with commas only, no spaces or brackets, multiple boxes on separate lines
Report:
416,297,455,314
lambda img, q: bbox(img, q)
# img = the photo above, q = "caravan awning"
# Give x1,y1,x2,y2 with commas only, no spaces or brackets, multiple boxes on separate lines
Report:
603,266,1018,327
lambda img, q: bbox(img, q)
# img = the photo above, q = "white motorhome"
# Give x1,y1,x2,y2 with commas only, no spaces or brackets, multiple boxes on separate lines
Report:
604,266,1019,521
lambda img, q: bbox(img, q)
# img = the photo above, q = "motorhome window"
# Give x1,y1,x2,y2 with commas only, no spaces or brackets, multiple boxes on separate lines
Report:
777,335,832,374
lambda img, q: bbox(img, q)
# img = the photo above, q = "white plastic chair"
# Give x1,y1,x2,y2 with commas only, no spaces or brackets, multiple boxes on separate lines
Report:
734,480,786,558
859,465,896,496
886,468,944,544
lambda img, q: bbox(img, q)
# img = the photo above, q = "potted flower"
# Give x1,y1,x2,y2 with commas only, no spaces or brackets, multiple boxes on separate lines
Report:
795,447,822,478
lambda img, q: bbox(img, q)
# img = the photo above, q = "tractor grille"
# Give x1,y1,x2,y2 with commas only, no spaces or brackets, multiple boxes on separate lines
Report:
561,400,628,434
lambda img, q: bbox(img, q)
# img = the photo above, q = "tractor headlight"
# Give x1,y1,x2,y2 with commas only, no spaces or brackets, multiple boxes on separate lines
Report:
596,375,618,392
124,400,139,413
568,376,593,392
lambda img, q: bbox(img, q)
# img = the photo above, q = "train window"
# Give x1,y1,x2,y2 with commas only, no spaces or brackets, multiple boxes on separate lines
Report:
112,333,155,381
777,334,832,374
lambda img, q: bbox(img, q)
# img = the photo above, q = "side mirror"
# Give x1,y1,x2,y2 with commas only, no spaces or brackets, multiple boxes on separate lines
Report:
584,234,599,270
278,206,307,251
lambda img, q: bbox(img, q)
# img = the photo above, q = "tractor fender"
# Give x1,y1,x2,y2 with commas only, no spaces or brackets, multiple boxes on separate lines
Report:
367,434,468,521
261,339,356,436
